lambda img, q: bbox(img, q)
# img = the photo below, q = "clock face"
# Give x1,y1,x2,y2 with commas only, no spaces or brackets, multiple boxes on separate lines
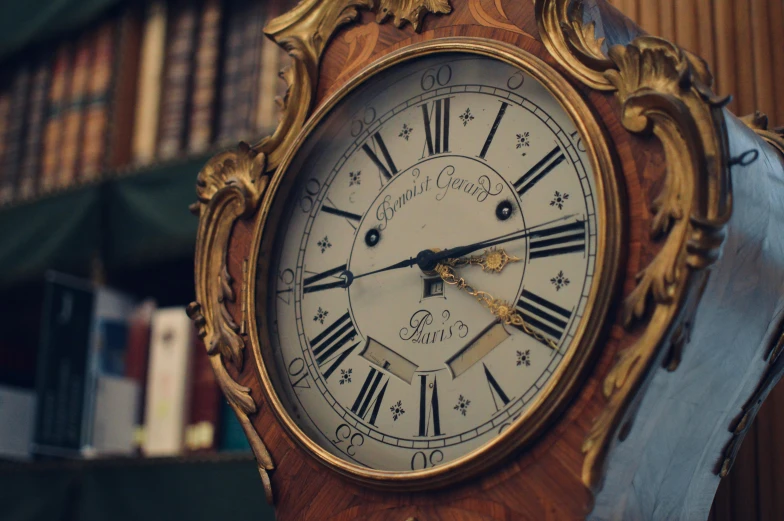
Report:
262,50,602,474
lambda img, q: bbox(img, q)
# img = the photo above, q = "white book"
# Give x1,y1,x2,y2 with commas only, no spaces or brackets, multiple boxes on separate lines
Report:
0,386,35,459
143,307,194,456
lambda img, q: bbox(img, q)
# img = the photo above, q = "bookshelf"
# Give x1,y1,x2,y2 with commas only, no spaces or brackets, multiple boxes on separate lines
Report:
0,0,289,517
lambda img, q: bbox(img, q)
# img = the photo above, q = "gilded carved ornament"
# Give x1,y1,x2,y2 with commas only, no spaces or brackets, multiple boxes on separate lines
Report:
535,0,733,490
188,0,452,504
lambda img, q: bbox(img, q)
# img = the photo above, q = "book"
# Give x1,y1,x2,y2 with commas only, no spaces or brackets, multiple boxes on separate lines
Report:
33,273,95,454
80,21,116,181
132,0,167,165
33,272,138,457
156,0,199,160
0,61,31,205
17,53,52,199
143,307,194,456
58,34,94,189
237,0,265,135
0,75,12,205
125,299,155,446
107,4,144,169
184,335,221,452
216,0,246,144
256,0,285,135
0,386,36,460
187,0,222,153
40,44,72,193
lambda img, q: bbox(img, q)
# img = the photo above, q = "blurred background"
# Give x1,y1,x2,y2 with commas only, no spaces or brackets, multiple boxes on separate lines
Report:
0,1,780,520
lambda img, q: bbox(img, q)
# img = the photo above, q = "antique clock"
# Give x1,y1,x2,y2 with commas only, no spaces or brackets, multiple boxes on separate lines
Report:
189,1,784,519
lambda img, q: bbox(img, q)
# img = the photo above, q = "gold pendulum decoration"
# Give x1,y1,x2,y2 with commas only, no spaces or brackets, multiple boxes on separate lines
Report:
436,249,558,350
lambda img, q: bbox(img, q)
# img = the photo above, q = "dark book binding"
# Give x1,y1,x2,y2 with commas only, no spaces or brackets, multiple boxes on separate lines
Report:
0,61,31,205
33,273,95,452
18,54,52,199
188,0,222,153
216,0,246,143
0,73,12,205
80,21,116,181
59,34,94,188
107,4,143,169
157,0,199,159
40,44,72,193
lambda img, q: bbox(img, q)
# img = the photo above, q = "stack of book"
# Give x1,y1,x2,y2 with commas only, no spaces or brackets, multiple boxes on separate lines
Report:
0,272,249,460
0,0,287,207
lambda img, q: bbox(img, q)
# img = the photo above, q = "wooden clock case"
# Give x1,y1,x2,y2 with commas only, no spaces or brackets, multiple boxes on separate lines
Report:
187,1,784,519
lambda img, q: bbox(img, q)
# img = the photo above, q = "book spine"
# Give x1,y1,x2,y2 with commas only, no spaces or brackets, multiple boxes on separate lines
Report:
107,5,143,169
143,307,194,456
80,21,115,181
237,0,265,136
256,0,284,135
0,78,11,205
156,0,199,160
0,62,31,205
187,0,222,153
40,44,72,193
216,0,245,144
124,300,155,441
58,34,94,188
17,55,51,200
33,274,95,454
184,334,221,452
132,0,167,165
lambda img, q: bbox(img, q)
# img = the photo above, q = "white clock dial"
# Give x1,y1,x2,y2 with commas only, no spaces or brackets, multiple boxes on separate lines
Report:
264,51,599,472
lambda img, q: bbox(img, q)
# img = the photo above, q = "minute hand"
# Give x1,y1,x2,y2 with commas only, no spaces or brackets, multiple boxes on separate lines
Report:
418,214,580,271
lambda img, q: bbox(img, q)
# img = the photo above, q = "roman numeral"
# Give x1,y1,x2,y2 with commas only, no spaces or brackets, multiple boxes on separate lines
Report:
322,199,362,231
417,374,442,437
302,265,347,294
310,311,360,380
362,132,398,183
515,290,573,346
529,220,586,259
351,367,389,426
479,102,509,159
513,145,566,196
483,363,512,412
421,97,450,157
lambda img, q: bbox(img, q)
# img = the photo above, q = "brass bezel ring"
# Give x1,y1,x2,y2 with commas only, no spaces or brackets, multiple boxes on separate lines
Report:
247,36,625,490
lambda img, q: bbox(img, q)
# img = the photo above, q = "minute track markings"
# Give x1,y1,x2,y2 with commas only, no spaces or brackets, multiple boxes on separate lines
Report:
284,79,597,454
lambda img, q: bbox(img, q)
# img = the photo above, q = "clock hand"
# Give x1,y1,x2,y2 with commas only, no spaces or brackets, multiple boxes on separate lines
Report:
340,214,580,287
435,263,558,350
418,213,579,271
441,248,521,274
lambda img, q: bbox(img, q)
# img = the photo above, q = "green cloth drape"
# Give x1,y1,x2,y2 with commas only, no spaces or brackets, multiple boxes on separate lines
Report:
0,0,121,60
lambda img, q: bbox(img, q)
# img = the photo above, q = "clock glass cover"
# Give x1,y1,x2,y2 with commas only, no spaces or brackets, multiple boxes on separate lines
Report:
263,49,602,473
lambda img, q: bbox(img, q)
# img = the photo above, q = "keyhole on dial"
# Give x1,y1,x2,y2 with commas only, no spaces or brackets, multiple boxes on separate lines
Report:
365,228,381,247
496,200,513,221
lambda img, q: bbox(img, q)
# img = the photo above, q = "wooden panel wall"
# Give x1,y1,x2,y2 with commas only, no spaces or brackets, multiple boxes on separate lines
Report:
607,1,784,520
